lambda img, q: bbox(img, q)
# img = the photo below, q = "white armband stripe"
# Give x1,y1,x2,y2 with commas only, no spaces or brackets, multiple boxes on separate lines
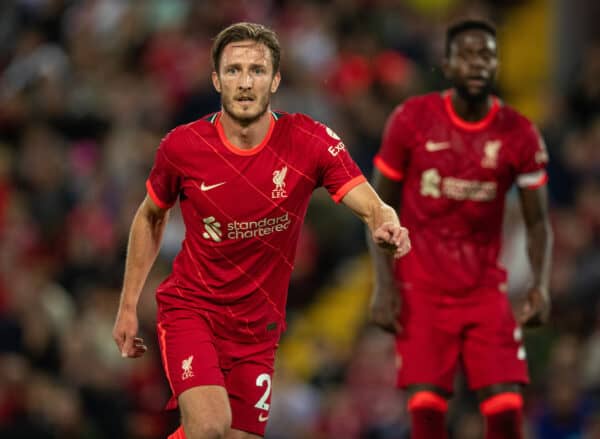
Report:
517,170,547,188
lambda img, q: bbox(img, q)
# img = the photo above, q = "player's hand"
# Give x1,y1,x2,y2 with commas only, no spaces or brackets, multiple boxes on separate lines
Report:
113,306,148,359
373,223,411,259
369,283,401,334
519,286,550,327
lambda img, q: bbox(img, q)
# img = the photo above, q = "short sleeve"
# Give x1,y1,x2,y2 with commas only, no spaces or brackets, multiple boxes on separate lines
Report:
146,130,182,209
515,123,549,189
373,104,413,181
312,121,366,203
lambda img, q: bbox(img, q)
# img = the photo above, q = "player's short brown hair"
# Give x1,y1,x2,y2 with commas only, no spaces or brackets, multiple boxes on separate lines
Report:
211,22,281,74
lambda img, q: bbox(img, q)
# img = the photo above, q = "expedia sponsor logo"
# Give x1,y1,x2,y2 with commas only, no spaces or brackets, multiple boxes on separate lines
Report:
327,141,346,156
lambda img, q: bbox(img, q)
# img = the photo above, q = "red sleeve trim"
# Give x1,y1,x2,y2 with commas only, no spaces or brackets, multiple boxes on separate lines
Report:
146,179,173,209
331,175,367,203
373,155,404,181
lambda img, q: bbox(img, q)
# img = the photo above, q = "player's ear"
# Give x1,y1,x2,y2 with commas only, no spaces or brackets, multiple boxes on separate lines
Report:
493,59,500,80
212,71,221,93
270,71,281,93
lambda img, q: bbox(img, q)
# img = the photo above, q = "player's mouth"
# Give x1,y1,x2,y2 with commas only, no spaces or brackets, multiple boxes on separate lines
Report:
235,95,255,102
465,76,488,88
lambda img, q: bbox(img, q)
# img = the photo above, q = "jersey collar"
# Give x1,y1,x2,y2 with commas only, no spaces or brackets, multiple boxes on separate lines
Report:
443,90,500,131
215,112,275,156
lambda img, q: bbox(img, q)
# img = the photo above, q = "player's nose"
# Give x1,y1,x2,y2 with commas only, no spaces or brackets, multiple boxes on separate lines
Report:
238,72,253,88
469,55,487,70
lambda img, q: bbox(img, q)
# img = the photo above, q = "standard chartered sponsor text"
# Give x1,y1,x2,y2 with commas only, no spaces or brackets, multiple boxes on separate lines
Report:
227,212,291,239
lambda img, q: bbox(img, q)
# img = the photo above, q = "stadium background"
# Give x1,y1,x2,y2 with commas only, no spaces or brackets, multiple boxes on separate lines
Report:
0,0,598,437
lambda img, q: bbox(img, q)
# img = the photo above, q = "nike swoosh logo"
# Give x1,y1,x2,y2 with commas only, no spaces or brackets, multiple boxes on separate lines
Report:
258,413,269,422
425,141,451,152
200,181,226,191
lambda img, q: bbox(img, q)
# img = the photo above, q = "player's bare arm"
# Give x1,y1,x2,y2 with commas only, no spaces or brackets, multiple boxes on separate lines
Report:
341,180,410,259
367,169,405,333
113,195,170,358
518,184,553,327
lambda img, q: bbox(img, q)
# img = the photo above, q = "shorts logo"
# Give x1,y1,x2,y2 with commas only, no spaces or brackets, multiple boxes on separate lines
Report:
513,327,522,342
272,166,288,199
481,140,501,168
202,216,222,242
258,413,269,422
181,355,194,380
514,327,526,360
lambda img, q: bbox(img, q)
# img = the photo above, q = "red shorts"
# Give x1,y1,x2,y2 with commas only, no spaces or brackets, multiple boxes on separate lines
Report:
395,287,528,393
157,306,277,437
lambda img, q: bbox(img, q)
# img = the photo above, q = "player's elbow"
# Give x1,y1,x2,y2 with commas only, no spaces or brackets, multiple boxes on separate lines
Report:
140,197,169,222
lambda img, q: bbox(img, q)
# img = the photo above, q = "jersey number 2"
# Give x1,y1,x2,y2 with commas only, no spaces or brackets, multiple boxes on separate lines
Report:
254,373,271,410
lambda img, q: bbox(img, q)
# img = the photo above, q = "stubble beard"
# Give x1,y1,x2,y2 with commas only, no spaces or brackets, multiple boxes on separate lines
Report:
222,93,271,127
455,80,494,105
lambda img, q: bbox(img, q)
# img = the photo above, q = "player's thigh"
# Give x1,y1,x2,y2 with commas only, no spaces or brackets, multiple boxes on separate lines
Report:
224,350,276,437
462,292,529,390
178,385,232,436
157,310,226,407
396,291,461,393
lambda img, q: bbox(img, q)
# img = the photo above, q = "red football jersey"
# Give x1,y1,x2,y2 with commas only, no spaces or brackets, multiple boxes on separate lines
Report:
147,111,365,342
374,91,548,296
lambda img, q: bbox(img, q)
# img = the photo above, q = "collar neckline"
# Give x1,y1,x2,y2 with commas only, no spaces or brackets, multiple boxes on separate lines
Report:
215,112,275,156
443,90,499,131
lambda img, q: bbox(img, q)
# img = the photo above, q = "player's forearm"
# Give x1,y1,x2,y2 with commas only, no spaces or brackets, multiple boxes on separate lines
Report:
120,206,168,310
368,202,400,232
342,182,397,227
526,219,553,291
367,232,396,288
364,198,400,289
364,172,404,290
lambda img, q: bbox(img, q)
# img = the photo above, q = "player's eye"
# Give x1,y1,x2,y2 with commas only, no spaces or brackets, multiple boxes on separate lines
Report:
483,52,496,62
253,67,266,74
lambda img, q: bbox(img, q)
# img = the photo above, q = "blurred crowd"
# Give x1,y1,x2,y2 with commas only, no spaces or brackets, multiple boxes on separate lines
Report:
0,0,598,438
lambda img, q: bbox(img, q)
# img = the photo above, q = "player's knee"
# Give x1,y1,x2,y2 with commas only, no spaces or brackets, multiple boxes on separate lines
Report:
181,422,228,439
480,392,523,415
408,390,448,413
181,414,231,439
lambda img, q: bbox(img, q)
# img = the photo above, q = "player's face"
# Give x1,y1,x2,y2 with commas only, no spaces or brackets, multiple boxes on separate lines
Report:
444,30,498,102
212,41,281,126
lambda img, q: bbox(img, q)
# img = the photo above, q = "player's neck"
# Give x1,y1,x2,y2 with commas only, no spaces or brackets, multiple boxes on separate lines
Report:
451,93,493,122
219,108,273,150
